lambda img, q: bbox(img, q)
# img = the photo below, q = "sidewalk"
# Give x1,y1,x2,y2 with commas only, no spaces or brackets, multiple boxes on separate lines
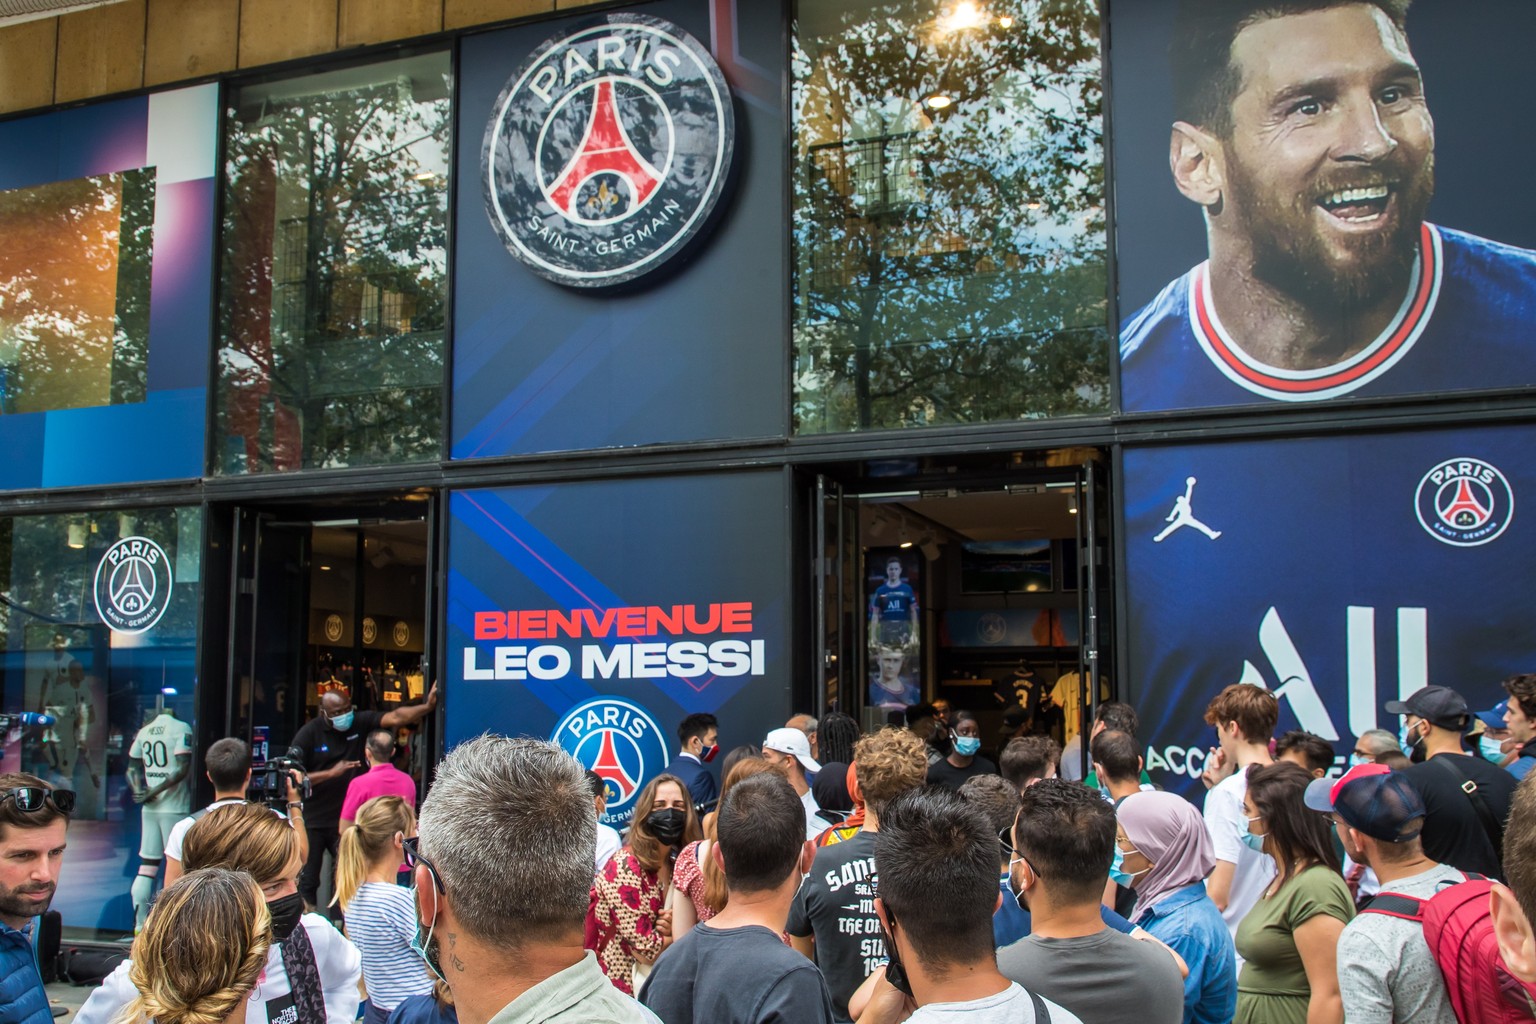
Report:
46,979,93,1019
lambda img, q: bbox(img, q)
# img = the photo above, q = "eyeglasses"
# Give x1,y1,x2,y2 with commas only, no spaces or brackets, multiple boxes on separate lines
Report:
998,826,1016,856
0,787,74,814
402,835,445,894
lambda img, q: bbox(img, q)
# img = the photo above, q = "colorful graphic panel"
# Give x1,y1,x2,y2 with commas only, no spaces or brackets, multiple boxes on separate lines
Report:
1123,427,1536,795
445,471,791,824
0,86,217,487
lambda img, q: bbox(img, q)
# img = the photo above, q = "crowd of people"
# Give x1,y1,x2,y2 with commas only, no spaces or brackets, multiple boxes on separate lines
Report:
3,674,1536,1023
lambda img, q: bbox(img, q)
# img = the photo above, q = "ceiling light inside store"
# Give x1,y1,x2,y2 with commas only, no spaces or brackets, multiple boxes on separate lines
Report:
940,2,985,32
67,522,86,549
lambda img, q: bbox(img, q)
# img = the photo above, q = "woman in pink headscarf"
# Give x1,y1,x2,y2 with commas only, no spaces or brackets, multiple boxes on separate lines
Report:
1117,791,1237,1024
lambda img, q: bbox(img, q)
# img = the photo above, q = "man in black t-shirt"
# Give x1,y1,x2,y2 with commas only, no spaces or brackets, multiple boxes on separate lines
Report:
1388,685,1516,878
640,773,834,1024
287,684,438,912
788,728,928,1022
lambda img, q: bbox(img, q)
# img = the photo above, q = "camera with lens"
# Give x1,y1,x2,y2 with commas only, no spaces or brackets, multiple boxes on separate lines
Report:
249,756,310,809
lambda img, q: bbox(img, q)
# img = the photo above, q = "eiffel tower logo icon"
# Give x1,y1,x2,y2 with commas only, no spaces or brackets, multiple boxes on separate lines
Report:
547,78,664,223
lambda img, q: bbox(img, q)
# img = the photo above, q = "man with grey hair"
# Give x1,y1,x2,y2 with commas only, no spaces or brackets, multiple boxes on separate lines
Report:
411,735,660,1024
787,713,820,762
1354,729,1401,764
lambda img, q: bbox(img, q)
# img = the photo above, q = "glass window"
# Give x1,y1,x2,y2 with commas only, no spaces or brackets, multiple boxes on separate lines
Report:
0,506,202,940
793,1,1110,433
215,53,452,473
0,169,154,415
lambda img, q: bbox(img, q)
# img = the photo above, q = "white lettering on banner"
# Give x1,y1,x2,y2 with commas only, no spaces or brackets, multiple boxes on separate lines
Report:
1152,604,1430,779
465,639,766,682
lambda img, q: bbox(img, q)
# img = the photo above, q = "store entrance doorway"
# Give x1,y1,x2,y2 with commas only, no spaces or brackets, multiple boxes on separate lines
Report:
217,496,439,784
809,452,1111,778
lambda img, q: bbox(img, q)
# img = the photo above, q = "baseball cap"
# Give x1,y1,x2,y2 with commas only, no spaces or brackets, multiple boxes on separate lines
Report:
1476,700,1510,730
1304,763,1425,843
764,727,821,774
1384,685,1471,731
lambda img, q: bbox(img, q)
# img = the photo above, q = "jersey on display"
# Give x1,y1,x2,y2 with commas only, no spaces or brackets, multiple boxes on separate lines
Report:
1121,226,1536,412
130,713,193,813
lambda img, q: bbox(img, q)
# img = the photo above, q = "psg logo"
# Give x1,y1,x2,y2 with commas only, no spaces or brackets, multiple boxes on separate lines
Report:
94,536,174,634
482,15,736,288
552,697,670,825
1415,457,1514,547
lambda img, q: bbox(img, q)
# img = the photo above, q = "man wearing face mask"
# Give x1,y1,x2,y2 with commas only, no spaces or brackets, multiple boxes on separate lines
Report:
669,713,720,810
413,736,662,1024
856,787,1081,1024
1389,685,1516,878
289,684,438,916
997,781,1184,1024
925,712,996,791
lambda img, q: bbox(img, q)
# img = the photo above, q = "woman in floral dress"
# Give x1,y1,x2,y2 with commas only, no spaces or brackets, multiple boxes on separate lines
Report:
587,774,702,993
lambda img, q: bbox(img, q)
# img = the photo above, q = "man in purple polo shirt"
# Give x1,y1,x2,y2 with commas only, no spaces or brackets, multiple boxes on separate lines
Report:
339,729,417,832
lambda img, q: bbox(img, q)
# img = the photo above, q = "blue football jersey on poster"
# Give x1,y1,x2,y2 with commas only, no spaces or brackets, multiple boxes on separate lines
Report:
1122,427,1536,796
1120,225,1536,412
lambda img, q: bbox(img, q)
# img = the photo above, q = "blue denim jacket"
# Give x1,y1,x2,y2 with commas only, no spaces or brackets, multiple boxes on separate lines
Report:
1136,883,1237,1024
0,918,49,1024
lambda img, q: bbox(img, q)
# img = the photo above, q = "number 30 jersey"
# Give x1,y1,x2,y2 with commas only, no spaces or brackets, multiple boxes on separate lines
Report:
130,713,193,813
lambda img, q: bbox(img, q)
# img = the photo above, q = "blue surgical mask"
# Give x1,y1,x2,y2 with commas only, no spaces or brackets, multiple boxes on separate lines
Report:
329,710,355,731
1239,814,1267,853
410,883,446,984
1480,735,1506,762
954,736,982,757
1348,752,1370,769
1109,845,1141,889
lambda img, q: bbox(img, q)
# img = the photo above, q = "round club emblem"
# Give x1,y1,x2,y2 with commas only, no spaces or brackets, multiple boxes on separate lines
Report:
324,614,344,643
551,697,669,825
93,536,174,635
362,616,377,645
482,14,736,287
1415,457,1514,547
393,621,411,647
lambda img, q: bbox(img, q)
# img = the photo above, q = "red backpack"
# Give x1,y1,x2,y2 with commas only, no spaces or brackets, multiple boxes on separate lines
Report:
1364,875,1536,1023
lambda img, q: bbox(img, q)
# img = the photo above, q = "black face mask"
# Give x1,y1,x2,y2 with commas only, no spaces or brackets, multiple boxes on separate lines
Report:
646,807,688,847
267,892,305,942
879,912,914,999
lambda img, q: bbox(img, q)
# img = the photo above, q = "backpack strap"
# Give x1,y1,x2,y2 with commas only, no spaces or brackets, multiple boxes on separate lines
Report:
1426,756,1505,862
1360,892,1425,921
1029,989,1051,1024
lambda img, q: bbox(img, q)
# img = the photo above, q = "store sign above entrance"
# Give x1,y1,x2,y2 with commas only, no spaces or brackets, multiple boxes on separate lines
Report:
480,14,736,288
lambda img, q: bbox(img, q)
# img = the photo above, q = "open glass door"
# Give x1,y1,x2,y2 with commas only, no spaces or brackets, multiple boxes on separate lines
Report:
225,509,311,754
1071,457,1114,777
812,475,861,718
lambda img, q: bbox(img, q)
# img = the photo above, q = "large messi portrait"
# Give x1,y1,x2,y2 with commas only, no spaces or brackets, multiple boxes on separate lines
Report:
1113,1,1536,412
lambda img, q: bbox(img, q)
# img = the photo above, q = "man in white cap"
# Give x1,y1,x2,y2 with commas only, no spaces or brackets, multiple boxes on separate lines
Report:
763,727,823,841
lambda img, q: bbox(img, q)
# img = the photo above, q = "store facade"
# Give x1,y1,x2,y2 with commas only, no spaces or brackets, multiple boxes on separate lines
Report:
1,0,1533,939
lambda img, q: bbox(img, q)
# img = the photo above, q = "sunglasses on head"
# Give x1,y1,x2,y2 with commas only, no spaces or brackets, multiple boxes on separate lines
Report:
1,787,74,814
402,835,446,894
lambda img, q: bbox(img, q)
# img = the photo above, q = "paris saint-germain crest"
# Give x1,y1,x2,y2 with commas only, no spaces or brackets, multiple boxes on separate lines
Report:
94,536,174,635
552,697,670,825
1415,457,1514,547
482,15,736,287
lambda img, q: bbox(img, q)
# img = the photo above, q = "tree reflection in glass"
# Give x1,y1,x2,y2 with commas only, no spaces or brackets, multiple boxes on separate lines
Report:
793,0,1109,432
0,171,153,416
216,53,451,473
